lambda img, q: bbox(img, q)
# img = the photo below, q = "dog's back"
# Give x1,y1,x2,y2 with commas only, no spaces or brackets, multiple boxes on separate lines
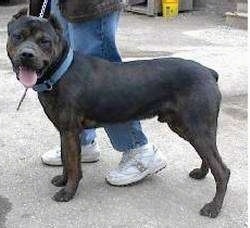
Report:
56,54,220,125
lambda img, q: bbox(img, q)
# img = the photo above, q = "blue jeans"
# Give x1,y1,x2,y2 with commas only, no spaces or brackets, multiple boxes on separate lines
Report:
51,1,148,151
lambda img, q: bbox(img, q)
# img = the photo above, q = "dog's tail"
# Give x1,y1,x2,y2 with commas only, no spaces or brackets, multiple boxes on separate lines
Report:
209,68,219,82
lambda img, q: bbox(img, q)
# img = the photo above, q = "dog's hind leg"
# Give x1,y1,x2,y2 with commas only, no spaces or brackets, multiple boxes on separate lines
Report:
159,108,230,218
159,111,209,180
158,110,209,179
52,130,82,202
190,135,230,218
189,158,209,180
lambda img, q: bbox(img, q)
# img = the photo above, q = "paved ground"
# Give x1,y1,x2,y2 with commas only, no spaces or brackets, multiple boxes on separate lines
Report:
0,4,247,228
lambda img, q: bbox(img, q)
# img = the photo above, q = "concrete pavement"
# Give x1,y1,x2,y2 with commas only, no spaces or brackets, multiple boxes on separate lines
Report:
0,4,247,228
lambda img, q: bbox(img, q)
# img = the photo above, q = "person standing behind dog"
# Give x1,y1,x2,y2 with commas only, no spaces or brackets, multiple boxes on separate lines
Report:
29,0,166,186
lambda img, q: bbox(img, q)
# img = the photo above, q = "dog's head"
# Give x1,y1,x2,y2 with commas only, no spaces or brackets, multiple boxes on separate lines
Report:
7,8,65,88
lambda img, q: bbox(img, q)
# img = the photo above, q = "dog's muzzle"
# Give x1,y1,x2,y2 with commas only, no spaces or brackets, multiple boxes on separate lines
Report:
15,49,44,88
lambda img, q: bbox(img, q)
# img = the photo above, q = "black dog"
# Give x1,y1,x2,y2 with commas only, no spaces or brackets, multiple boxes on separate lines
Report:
7,9,230,218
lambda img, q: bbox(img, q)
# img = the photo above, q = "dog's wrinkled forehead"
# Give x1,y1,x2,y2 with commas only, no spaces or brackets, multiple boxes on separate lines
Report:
8,16,57,38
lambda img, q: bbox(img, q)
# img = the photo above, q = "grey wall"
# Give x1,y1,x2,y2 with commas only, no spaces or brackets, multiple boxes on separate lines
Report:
194,0,237,14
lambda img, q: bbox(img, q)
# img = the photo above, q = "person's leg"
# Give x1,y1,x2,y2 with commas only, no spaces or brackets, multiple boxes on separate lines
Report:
49,0,69,43
101,12,166,185
68,12,148,151
69,12,166,185
51,0,97,144
68,13,147,150
41,0,99,166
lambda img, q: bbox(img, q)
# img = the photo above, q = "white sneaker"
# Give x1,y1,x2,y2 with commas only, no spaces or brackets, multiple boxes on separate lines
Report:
106,144,166,186
41,141,100,166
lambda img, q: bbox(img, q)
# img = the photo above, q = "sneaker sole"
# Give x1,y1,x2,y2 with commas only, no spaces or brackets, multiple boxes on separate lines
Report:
41,157,100,166
106,162,167,187
81,158,100,163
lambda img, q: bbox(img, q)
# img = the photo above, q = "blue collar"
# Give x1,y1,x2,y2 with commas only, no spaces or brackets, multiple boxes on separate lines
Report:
33,48,74,92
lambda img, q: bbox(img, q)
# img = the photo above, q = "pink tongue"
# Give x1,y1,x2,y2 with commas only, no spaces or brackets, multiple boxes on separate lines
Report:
18,67,38,88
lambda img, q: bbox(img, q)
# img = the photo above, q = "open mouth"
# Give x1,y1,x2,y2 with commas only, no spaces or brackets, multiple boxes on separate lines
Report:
17,66,43,88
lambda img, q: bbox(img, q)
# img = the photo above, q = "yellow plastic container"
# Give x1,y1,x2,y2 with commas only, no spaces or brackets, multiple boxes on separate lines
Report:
162,0,179,18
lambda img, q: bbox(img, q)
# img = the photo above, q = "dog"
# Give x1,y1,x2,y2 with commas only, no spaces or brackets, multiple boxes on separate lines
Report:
6,9,230,218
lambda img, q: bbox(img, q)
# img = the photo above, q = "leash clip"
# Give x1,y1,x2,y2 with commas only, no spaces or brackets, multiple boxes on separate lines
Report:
44,80,53,91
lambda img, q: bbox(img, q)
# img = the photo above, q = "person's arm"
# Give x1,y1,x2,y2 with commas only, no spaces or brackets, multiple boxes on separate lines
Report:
29,0,50,17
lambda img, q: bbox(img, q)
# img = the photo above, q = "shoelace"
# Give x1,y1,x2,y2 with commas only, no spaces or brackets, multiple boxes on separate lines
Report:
118,153,129,168
119,152,148,170
118,146,157,170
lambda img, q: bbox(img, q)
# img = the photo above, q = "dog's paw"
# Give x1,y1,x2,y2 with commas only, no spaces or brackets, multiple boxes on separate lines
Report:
52,188,74,202
189,168,208,180
200,201,221,218
51,175,67,187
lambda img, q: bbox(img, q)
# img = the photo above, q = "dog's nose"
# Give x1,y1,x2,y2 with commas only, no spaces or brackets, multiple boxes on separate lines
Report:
21,51,35,59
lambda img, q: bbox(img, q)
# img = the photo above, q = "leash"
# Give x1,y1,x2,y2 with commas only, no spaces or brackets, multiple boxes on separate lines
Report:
39,0,49,18
17,0,48,111
16,88,28,111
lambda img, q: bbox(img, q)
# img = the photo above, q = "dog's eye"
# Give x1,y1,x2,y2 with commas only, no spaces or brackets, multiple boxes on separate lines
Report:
12,33,22,42
39,38,51,48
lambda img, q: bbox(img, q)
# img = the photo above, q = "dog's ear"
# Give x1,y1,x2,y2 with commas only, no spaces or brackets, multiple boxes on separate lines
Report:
12,8,28,20
48,15,63,35
7,8,28,34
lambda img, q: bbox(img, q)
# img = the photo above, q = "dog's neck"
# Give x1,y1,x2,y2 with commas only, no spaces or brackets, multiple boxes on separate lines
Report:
37,40,69,84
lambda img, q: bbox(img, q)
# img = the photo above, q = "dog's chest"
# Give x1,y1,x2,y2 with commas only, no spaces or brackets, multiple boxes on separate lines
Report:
38,93,61,126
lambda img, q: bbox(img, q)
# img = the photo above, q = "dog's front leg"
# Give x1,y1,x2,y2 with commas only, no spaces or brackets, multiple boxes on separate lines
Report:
52,130,82,202
51,133,68,187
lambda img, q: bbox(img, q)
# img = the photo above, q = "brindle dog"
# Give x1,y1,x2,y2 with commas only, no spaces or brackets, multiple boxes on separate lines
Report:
7,9,230,218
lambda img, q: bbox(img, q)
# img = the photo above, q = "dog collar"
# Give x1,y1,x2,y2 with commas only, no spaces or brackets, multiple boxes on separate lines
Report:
33,48,74,92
